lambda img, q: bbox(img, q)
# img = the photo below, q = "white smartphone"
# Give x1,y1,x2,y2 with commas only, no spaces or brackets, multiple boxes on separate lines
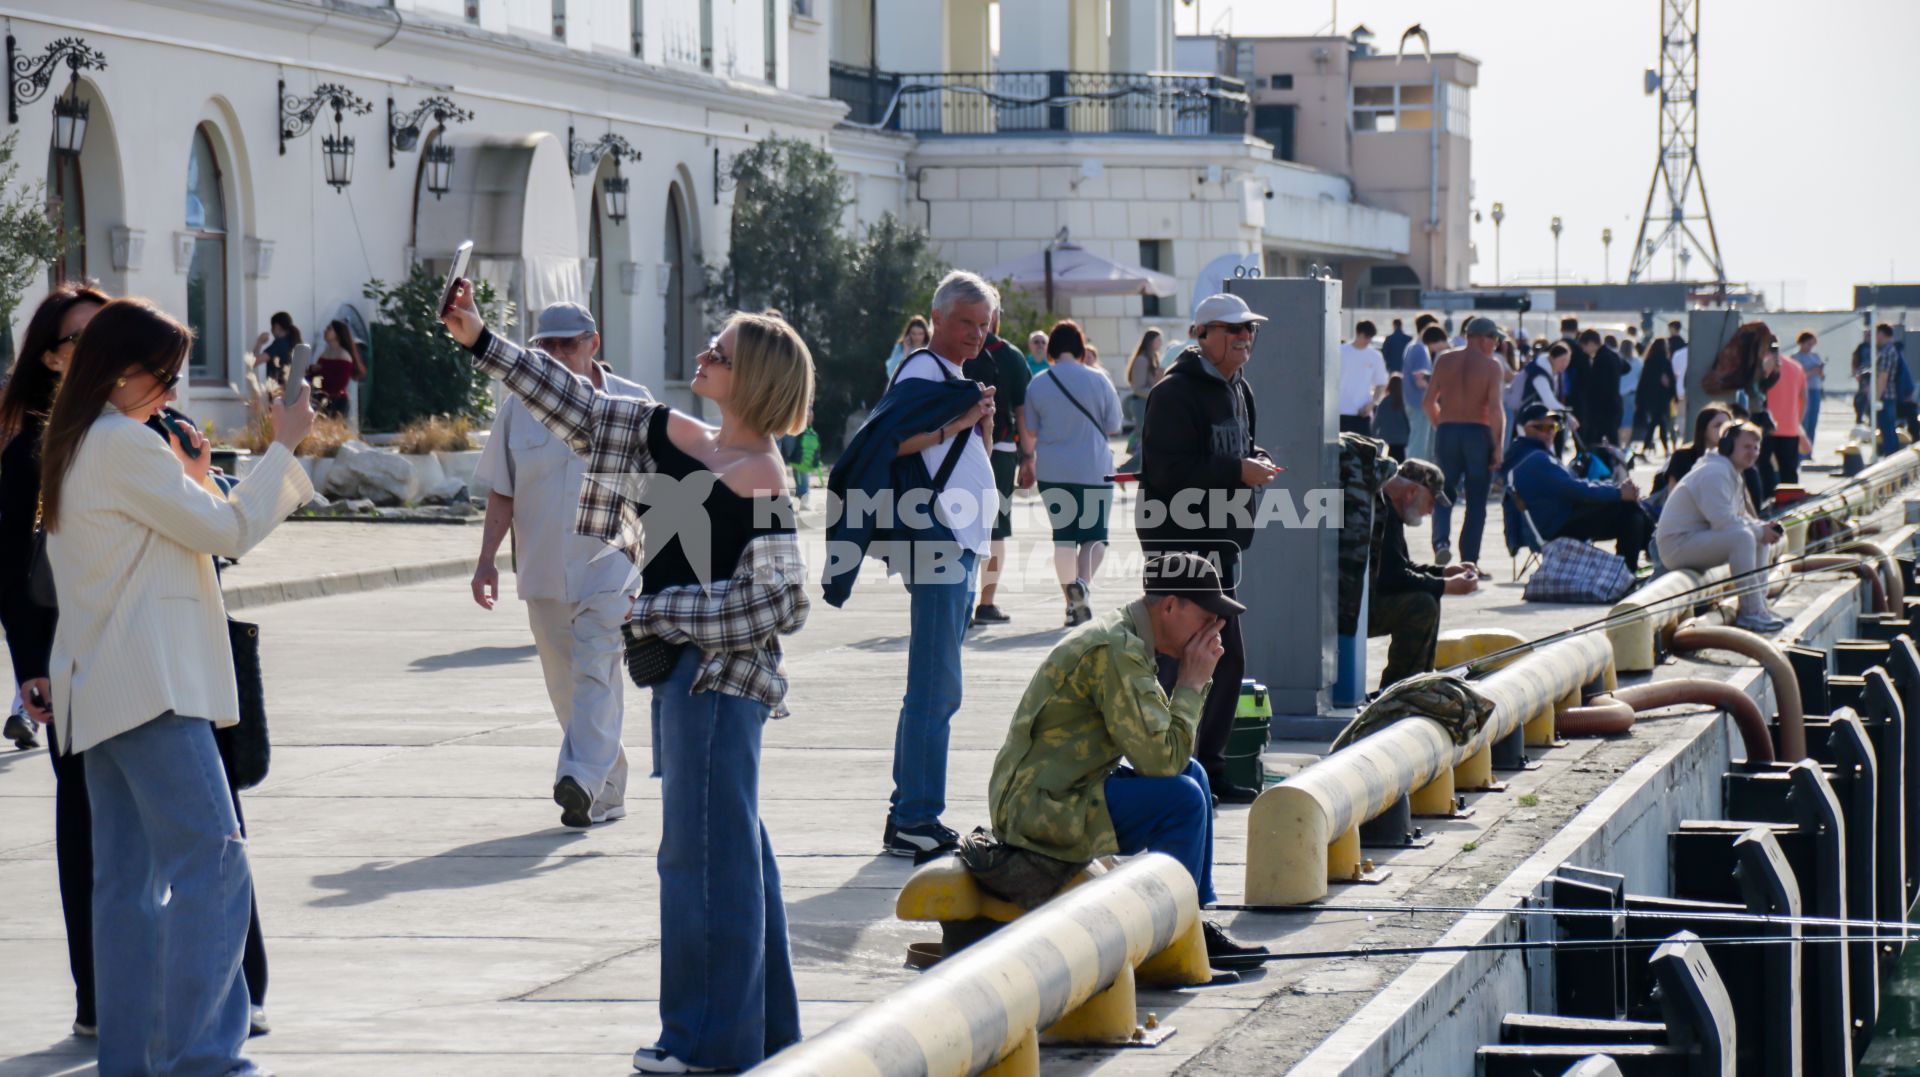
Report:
441,240,474,315
287,342,313,390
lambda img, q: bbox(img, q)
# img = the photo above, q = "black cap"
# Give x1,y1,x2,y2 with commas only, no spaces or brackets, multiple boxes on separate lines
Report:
1395,458,1451,508
1143,553,1248,619
1517,402,1560,426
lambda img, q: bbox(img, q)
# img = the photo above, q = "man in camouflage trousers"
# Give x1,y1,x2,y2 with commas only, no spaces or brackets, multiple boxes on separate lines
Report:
986,552,1269,966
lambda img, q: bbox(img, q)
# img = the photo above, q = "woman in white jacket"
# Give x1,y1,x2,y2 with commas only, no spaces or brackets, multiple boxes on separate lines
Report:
1652,421,1787,632
36,298,313,1075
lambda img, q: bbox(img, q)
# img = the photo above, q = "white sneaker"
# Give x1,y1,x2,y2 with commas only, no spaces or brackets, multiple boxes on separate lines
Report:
591,803,627,824
249,1005,271,1036
72,1020,96,1038
632,1046,727,1073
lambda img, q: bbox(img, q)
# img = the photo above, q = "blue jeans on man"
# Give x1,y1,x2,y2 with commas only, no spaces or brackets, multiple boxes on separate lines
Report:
1105,759,1217,904
86,712,262,1076
1802,387,1822,459
1432,421,1493,561
651,646,800,1069
1880,402,1902,456
890,549,978,827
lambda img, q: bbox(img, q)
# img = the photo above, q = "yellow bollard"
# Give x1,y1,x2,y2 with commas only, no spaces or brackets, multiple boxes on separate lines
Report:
1434,628,1530,674
1327,825,1363,883
1135,918,1212,988
1410,767,1458,816
1042,964,1139,1045
1453,743,1500,793
979,1028,1039,1077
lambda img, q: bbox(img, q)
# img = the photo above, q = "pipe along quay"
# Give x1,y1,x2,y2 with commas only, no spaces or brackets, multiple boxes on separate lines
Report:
746,446,1920,1076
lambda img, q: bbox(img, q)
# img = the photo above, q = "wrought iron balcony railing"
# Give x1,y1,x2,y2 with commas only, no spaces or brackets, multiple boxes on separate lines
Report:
829,64,1249,138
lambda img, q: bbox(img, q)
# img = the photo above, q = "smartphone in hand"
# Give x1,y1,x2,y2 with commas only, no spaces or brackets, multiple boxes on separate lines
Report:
441,240,474,315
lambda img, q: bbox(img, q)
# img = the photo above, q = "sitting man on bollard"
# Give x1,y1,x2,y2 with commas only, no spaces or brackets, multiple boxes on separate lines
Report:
985,552,1268,969
1503,402,1653,571
1369,459,1480,690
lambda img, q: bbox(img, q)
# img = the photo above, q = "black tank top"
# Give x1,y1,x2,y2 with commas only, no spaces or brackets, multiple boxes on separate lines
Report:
638,408,795,595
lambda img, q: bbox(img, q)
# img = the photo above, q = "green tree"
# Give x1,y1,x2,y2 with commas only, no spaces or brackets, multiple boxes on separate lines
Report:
821,214,945,442
360,264,513,432
713,136,848,361
0,132,70,362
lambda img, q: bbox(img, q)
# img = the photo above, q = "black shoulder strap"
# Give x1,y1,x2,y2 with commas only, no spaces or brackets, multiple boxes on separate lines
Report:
1042,368,1104,433
888,347,952,390
892,348,973,491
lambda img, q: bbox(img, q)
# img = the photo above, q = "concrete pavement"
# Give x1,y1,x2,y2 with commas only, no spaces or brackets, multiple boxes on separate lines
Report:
0,388,1879,1073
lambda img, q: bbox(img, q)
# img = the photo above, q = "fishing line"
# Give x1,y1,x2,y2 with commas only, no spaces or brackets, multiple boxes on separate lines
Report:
1246,930,1900,966
1211,899,1920,939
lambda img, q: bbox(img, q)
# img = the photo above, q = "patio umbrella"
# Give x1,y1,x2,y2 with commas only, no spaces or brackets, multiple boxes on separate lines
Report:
984,235,1178,311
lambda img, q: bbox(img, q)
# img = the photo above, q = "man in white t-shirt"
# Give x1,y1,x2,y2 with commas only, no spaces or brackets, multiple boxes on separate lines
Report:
882,270,1001,858
1338,320,1390,436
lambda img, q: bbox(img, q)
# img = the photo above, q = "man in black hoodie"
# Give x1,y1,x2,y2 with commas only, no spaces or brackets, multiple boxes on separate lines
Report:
1137,293,1279,802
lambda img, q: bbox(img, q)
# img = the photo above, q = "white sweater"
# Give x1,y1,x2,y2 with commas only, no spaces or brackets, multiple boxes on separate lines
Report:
46,413,312,753
1654,452,1764,546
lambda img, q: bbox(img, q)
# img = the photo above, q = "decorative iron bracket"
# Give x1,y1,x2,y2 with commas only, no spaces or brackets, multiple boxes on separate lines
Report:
388,95,473,167
7,34,106,125
279,80,372,156
568,126,638,176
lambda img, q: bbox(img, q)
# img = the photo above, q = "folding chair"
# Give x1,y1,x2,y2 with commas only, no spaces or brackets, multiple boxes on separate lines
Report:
1504,489,1548,581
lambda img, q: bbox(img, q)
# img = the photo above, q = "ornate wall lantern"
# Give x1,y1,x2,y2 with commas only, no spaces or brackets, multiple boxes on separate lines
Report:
280,81,373,193
388,95,474,199
7,35,108,156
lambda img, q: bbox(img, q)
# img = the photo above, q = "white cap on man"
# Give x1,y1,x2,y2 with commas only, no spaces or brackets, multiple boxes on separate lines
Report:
1189,293,1269,336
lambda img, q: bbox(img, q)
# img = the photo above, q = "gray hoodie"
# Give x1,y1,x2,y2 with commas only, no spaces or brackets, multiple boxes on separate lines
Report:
1654,452,1764,546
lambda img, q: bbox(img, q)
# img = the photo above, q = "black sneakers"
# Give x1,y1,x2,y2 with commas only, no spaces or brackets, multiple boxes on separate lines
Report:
884,819,960,859
553,776,594,829
4,711,39,750
1203,919,1271,970
973,604,1011,625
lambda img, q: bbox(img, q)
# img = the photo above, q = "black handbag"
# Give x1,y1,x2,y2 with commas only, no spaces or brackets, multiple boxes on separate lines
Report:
621,620,686,688
215,618,271,790
27,527,55,608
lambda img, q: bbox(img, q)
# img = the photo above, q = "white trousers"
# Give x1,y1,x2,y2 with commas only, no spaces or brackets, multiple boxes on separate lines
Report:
1658,526,1768,616
525,592,630,810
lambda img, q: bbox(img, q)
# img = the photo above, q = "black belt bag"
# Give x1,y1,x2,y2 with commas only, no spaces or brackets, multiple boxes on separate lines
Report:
621,621,686,688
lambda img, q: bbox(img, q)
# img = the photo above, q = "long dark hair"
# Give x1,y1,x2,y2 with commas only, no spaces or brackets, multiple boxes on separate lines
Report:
326,318,363,373
1681,401,1734,453
40,298,193,531
271,310,303,348
1126,327,1162,386
0,282,110,440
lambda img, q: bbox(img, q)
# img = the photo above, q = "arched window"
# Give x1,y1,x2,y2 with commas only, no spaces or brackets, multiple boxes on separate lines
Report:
48,149,84,284
185,125,229,382
663,184,688,381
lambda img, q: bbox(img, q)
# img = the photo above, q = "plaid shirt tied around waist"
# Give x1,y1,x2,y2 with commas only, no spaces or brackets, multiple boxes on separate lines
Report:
472,329,810,711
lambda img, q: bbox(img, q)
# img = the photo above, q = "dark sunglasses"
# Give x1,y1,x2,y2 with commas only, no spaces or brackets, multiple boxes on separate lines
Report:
703,336,733,367
144,366,182,392
1205,322,1259,337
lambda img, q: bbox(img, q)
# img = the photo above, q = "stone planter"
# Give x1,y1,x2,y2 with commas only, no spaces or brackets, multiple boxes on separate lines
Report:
437,448,488,501
302,456,336,492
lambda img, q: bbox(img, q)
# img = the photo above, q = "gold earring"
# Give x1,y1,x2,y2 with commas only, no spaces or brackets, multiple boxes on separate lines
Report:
115,377,127,388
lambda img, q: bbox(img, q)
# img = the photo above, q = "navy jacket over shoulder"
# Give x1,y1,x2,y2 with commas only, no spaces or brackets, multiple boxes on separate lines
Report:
1502,436,1622,539
821,375,982,607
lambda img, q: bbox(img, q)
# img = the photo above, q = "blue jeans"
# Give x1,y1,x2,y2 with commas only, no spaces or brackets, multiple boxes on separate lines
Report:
890,548,977,827
1105,760,1217,905
1406,405,1433,461
1880,402,1902,456
1803,387,1822,458
1432,422,1493,562
86,713,260,1077
651,647,799,1069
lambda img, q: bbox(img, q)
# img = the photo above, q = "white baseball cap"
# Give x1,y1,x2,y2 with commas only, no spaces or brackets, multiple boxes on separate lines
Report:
1189,293,1269,333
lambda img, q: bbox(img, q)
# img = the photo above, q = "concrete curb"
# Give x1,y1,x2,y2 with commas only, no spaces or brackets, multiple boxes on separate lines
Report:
222,551,503,612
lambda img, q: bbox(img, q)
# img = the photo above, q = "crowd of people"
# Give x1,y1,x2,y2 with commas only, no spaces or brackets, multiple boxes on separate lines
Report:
2,259,1908,1076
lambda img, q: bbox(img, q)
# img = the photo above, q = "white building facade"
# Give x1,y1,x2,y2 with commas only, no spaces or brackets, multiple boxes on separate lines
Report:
6,0,1412,431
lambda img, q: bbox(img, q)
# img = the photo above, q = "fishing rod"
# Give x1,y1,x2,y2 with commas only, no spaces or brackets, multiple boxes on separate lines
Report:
1447,525,1893,677
1211,899,1920,939
1245,930,1908,967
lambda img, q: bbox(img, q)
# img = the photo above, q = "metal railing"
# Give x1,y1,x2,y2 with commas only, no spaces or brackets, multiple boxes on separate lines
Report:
828,63,1249,138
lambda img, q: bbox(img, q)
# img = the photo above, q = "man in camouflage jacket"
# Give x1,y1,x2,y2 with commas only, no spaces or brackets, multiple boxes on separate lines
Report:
988,553,1242,905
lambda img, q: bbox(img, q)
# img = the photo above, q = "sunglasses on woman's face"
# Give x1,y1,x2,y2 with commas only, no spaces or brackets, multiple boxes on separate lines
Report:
146,366,182,392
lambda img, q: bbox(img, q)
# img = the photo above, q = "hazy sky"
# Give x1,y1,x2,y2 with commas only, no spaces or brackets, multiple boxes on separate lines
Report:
1197,0,1919,309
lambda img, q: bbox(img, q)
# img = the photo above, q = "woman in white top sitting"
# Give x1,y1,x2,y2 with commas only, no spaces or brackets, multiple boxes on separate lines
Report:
38,297,314,1074
1652,420,1787,632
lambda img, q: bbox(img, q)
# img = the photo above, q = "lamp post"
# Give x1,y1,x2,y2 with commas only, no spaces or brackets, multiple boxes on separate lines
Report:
1490,201,1505,285
1601,227,1613,284
1550,216,1563,287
